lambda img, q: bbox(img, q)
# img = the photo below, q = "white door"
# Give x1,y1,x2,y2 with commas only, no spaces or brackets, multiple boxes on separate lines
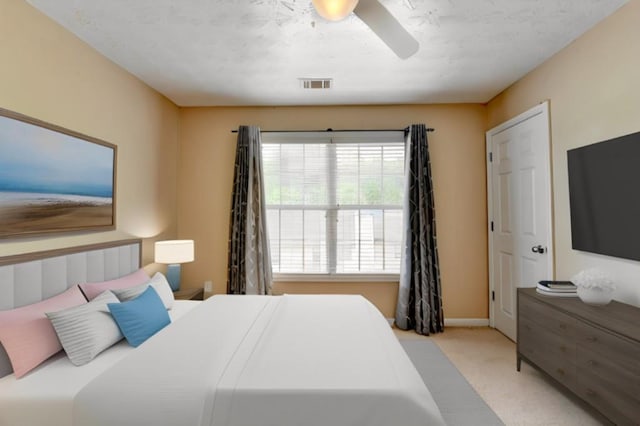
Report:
487,102,553,342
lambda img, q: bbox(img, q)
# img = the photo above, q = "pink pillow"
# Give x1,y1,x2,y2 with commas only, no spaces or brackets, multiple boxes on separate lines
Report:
0,286,86,378
79,269,150,301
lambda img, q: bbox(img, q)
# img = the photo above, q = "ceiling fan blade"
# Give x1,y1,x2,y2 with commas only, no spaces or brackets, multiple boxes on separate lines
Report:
354,0,419,59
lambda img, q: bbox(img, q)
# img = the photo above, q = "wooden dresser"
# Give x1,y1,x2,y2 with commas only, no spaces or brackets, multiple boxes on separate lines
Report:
517,288,640,425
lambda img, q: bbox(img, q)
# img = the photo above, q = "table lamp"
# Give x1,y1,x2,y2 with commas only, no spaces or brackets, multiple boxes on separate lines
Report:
154,240,194,291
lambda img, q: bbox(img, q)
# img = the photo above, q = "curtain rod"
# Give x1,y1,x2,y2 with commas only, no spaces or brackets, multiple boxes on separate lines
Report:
230,127,435,133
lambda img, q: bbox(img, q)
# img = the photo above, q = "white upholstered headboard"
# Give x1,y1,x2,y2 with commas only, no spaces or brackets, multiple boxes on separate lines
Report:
0,239,141,377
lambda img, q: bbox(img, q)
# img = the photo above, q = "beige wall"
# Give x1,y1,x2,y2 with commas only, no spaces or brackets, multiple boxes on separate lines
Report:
487,1,640,306
178,105,488,319
13,0,637,319
3,0,490,319
0,0,180,263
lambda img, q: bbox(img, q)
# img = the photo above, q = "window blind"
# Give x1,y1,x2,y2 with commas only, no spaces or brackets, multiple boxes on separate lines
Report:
261,131,405,276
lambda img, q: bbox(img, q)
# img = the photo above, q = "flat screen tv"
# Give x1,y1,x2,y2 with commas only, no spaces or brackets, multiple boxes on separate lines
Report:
567,130,640,261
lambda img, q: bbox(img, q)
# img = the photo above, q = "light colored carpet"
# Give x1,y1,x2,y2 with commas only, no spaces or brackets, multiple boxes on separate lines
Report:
401,339,504,426
398,327,610,426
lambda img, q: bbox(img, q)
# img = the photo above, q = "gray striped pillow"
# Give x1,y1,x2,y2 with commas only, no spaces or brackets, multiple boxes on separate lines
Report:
46,290,123,366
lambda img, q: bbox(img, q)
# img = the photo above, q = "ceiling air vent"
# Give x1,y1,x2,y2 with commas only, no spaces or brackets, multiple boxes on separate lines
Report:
300,78,332,89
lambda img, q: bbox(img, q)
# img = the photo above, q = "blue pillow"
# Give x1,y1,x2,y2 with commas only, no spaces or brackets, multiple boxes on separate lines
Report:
107,286,171,348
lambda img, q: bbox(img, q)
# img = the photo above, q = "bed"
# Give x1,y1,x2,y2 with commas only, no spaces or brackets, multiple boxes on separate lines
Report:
0,239,445,426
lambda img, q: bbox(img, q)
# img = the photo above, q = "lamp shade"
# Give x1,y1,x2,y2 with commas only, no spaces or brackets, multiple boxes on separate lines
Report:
154,240,194,264
312,0,359,21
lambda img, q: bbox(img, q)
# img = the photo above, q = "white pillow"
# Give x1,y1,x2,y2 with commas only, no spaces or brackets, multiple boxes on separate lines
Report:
111,272,175,310
46,291,123,366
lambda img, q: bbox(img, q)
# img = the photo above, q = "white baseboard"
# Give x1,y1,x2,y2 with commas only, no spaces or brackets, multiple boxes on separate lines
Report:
444,318,489,327
388,318,489,327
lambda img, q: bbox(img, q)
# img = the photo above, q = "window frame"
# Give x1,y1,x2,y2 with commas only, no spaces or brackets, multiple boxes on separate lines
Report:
261,131,405,282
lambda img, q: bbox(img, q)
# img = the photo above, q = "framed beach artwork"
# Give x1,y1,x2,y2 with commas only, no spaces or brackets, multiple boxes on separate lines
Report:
0,108,116,238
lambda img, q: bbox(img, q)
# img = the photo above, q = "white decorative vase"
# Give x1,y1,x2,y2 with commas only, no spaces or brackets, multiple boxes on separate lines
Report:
577,285,614,306
572,268,615,306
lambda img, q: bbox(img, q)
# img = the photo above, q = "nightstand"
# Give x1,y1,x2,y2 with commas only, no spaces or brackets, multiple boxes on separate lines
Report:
173,288,204,301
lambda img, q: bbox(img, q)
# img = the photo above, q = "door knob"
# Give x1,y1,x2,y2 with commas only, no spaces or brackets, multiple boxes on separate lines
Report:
531,245,546,254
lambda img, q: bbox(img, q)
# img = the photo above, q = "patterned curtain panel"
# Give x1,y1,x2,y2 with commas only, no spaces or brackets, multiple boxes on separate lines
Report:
227,126,273,295
396,124,444,335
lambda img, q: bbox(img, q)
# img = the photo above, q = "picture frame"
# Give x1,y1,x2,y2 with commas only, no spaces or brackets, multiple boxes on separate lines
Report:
0,107,117,238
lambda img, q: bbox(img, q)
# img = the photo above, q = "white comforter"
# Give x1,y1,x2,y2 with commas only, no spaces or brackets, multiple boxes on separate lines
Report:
74,294,445,426
0,300,200,426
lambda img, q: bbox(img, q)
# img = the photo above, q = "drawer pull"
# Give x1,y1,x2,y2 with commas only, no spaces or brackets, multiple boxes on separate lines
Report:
586,336,598,343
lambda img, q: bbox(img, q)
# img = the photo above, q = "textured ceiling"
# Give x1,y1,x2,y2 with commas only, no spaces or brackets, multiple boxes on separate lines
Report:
27,0,627,106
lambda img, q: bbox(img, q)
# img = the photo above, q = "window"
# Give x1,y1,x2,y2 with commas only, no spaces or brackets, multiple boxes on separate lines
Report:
262,131,405,278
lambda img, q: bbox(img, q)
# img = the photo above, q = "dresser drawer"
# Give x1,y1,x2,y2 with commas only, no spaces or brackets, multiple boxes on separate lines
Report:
577,346,640,393
519,295,577,337
517,288,640,425
519,317,575,386
574,321,640,376
576,368,640,426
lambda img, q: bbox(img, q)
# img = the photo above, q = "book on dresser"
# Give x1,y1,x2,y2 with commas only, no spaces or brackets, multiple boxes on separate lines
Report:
536,280,577,297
